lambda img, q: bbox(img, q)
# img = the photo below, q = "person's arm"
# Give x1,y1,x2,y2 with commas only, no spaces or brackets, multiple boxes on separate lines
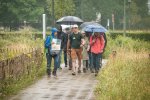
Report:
67,35,71,52
89,36,96,46
101,36,105,52
103,33,107,48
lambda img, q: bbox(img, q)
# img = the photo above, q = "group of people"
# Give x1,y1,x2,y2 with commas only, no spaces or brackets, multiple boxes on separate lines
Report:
44,24,107,77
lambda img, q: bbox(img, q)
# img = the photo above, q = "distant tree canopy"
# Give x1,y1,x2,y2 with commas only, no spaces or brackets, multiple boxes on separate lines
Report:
0,0,149,30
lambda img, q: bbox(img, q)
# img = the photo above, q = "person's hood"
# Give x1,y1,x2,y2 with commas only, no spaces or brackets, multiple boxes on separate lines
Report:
51,28,58,38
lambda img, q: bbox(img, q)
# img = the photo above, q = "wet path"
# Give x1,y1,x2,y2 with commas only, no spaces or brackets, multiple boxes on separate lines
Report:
9,60,107,100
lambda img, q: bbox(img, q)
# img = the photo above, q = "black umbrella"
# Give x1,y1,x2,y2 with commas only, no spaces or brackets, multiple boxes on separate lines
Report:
56,16,83,25
80,22,102,29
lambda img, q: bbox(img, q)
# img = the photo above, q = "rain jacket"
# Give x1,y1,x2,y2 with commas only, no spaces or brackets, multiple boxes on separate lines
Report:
89,35,105,54
45,28,58,53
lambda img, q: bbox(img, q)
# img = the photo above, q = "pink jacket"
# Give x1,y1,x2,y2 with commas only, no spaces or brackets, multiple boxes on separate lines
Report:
90,35,105,54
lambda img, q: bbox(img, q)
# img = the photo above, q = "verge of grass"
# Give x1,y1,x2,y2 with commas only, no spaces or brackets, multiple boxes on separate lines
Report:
0,57,46,100
95,34,150,100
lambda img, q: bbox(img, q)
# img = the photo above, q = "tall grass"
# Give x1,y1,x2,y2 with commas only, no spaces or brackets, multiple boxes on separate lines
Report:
95,35,150,100
0,29,44,60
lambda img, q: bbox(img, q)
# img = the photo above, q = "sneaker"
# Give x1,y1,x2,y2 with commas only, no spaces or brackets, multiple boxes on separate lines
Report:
72,72,76,76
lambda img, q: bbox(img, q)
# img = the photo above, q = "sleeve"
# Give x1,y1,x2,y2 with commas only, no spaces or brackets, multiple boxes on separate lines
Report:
103,33,107,48
89,36,93,46
101,36,105,51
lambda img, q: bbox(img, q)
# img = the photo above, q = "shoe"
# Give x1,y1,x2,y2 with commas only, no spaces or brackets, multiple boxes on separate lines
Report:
47,75,51,78
72,72,76,76
95,73,98,76
52,71,57,77
65,65,67,67
59,67,62,70
69,67,72,70
78,70,81,73
90,69,94,73
47,69,51,75
83,68,86,73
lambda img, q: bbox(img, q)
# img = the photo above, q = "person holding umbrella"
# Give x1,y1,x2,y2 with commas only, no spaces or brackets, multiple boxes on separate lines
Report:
67,24,85,75
90,32,105,76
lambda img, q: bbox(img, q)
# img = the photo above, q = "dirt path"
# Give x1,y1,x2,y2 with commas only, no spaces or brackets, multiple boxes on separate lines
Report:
9,60,107,100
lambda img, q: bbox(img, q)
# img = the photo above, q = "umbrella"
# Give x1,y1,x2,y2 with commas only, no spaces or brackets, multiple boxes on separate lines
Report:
83,24,107,33
56,16,83,25
80,22,102,29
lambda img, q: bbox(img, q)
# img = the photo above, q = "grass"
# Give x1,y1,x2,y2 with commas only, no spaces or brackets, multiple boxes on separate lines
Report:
0,28,46,99
95,35,150,100
0,29,44,60
0,59,46,100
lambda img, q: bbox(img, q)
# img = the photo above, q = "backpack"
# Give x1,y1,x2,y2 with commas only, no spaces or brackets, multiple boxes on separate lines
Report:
44,35,52,48
45,35,60,56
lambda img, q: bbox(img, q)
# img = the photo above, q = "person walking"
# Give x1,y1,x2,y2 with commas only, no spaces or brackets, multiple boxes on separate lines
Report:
44,28,60,77
90,32,105,76
62,27,70,67
81,31,89,73
67,24,84,75
57,26,64,69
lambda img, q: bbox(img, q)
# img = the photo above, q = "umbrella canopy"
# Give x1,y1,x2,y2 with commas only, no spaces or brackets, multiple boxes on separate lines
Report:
80,22,102,29
83,24,107,33
56,16,83,25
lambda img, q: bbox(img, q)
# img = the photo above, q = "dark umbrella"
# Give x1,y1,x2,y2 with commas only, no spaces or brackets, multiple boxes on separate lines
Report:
56,16,83,25
80,22,102,29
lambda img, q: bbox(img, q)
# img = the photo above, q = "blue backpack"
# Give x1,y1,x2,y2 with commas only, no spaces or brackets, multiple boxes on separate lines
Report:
44,35,52,48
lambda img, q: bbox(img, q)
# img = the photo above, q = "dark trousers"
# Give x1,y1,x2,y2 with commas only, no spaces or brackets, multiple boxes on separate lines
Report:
92,53,102,72
64,50,67,66
46,53,59,75
57,50,62,68
88,52,93,70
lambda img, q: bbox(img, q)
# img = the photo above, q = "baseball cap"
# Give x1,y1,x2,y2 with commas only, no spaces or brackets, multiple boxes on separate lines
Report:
72,24,78,28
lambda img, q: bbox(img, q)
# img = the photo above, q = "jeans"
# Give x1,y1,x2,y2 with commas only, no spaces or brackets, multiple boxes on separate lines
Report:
46,53,59,75
92,53,102,72
57,49,62,68
88,52,93,70
99,53,103,68
64,50,67,66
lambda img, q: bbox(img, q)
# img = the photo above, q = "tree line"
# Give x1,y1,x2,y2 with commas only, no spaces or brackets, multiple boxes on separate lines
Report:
0,0,149,30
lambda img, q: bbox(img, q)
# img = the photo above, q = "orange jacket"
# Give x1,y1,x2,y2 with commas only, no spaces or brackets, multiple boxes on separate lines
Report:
90,35,105,54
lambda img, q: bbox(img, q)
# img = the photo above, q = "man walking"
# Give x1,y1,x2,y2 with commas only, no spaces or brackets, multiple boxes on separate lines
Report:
67,25,84,75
